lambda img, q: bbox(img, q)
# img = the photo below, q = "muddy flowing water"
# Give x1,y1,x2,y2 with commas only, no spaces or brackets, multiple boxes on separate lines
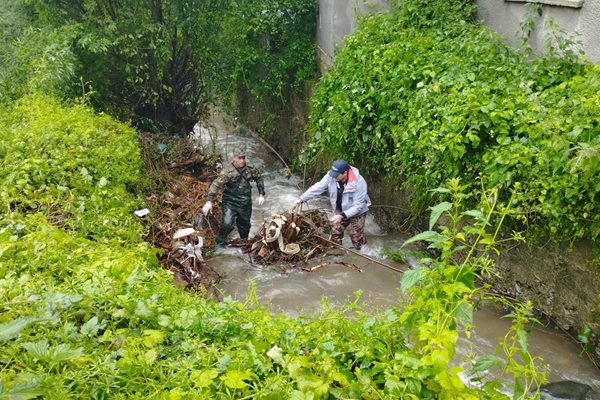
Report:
193,119,600,390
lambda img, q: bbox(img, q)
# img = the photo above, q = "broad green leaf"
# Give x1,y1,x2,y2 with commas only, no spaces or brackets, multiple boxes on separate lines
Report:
517,329,529,351
22,340,83,363
267,345,284,366
453,302,473,327
314,381,329,397
513,377,525,399
158,314,170,327
401,268,427,292
142,349,158,364
384,309,398,322
405,378,422,395
290,391,314,400
191,369,218,388
577,324,592,344
480,237,494,245
216,354,232,371
384,376,404,396
331,371,349,386
22,340,50,358
401,231,441,247
51,343,84,363
0,318,33,342
80,316,101,336
166,389,183,400
221,369,252,389
142,329,165,347
462,209,486,221
363,317,376,330
470,355,502,374
429,201,452,230
0,379,46,400
0,242,12,258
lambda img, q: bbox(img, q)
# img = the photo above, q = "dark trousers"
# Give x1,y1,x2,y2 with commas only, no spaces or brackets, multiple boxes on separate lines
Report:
331,212,367,250
216,202,252,245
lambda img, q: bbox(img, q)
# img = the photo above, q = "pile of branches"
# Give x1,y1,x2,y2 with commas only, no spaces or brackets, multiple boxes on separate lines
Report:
242,209,340,265
139,133,222,297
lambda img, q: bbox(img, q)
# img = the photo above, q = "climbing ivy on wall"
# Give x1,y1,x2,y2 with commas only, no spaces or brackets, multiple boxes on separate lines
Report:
304,0,599,243
219,0,317,103
217,0,318,138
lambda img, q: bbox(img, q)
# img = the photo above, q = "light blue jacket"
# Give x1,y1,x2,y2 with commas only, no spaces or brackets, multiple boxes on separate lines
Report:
299,166,370,218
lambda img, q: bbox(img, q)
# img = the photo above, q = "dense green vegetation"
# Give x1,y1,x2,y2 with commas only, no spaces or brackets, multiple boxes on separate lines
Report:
0,0,317,133
0,94,144,243
304,0,599,244
0,96,544,398
2,0,588,398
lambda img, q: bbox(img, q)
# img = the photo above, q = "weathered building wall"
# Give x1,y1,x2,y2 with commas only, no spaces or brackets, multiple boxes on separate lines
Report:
317,0,600,64
316,0,389,69
476,0,600,63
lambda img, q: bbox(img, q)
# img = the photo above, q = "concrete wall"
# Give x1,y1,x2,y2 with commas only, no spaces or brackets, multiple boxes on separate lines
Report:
476,0,600,63
316,0,600,64
317,0,389,68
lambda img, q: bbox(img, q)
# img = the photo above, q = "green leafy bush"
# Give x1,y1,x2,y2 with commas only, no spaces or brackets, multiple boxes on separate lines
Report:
304,0,599,242
1,212,536,399
0,93,144,243
2,0,317,135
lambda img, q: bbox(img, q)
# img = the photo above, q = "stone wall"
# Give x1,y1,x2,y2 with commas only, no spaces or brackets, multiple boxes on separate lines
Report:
489,240,600,363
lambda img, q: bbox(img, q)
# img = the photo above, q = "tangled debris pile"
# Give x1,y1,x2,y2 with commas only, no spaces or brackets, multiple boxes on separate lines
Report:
139,133,222,297
240,209,342,266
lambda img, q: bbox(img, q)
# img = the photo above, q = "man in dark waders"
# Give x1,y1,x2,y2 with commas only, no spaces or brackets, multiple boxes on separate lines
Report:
202,147,265,247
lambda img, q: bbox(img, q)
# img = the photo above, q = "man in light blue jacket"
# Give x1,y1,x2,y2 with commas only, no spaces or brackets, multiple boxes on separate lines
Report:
292,160,371,250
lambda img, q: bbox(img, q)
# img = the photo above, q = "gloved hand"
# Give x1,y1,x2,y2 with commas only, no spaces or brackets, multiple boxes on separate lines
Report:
202,201,213,215
291,198,302,210
330,214,343,224
258,195,265,206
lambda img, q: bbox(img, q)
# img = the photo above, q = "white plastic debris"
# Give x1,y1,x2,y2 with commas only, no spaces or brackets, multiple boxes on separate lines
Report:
134,208,150,217
173,237,204,265
193,237,204,260
173,227,196,239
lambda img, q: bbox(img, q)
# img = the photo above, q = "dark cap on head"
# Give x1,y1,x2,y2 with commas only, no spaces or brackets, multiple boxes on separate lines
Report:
328,159,350,178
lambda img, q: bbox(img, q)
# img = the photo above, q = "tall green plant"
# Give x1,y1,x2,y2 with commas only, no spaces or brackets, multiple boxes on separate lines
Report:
398,179,546,399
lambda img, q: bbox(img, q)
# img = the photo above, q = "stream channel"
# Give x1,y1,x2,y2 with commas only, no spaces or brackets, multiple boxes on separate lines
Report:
194,118,600,391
